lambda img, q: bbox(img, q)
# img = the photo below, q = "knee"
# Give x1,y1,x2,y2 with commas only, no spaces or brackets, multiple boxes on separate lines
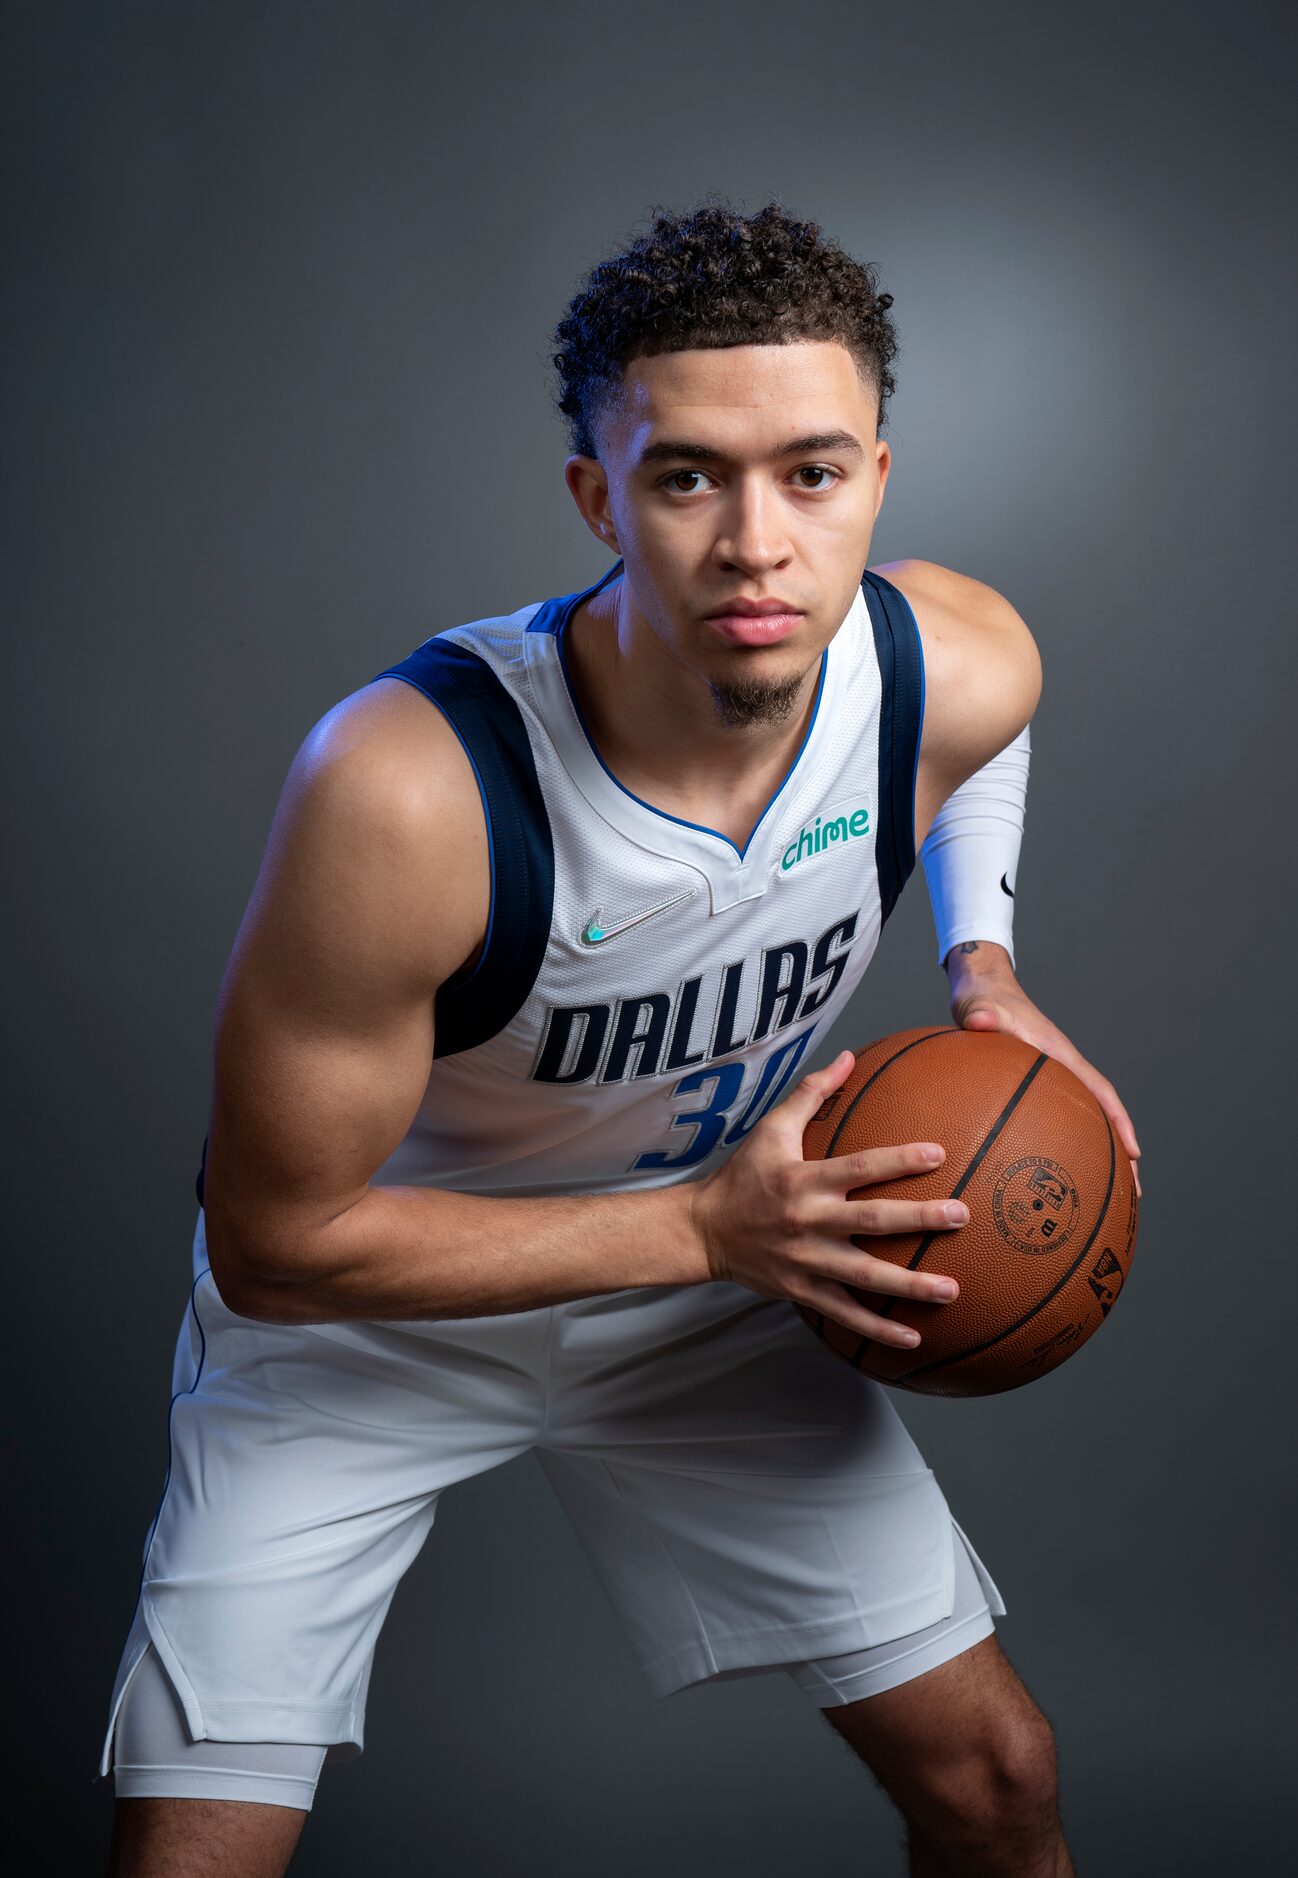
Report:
983,1710,1060,1828
916,1709,1060,1849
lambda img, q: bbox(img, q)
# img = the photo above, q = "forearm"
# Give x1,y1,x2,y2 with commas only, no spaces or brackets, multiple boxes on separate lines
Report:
213,1176,712,1324
920,726,1029,970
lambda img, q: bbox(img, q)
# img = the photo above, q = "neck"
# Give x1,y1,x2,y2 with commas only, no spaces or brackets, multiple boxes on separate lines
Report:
563,572,825,849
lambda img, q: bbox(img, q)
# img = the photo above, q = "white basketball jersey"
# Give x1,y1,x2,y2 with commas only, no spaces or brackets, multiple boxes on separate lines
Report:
195,559,925,1210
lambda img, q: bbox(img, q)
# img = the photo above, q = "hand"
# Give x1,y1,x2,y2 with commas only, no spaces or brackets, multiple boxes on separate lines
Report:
689,1050,966,1349
945,941,1142,1197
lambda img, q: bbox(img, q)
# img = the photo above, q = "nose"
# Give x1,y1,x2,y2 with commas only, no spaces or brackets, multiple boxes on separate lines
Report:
711,474,793,576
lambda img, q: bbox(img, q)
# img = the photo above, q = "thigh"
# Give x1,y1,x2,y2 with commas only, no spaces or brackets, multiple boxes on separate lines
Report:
109,1646,316,1878
536,1283,1005,1701
823,1626,1049,1812
101,1261,544,1775
108,1796,306,1878
787,1518,997,1708
113,1643,326,1809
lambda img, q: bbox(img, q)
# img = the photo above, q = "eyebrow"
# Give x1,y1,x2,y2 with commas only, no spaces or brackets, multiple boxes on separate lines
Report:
635,429,866,468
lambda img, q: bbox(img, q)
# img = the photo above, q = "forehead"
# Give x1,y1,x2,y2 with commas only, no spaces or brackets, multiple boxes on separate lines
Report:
603,339,876,459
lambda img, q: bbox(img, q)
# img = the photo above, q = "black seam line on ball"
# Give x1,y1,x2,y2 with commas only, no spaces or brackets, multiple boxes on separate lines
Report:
890,1108,1118,1384
848,1051,1049,1372
825,1029,958,1157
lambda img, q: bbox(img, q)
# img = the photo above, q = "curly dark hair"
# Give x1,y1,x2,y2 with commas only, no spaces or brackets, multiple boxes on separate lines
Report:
549,197,899,460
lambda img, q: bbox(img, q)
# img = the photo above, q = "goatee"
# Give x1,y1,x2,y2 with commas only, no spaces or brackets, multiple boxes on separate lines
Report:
707,670,810,729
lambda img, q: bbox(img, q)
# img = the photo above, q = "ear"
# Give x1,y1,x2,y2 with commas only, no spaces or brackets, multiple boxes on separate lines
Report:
874,438,892,515
564,455,621,551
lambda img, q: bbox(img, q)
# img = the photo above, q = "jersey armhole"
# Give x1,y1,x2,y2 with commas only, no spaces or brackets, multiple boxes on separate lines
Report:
860,567,925,924
368,637,555,1057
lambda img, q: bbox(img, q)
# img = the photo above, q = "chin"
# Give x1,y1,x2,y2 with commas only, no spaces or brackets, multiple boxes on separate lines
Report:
703,648,821,730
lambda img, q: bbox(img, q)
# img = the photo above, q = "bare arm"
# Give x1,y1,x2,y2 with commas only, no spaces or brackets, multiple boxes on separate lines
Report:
877,558,1043,849
203,678,706,1324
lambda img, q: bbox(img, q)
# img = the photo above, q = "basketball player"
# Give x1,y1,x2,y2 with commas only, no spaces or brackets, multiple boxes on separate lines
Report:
101,202,1138,1877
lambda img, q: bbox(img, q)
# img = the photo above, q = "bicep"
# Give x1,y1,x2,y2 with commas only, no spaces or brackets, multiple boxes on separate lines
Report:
893,566,1040,831
202,687,486,1287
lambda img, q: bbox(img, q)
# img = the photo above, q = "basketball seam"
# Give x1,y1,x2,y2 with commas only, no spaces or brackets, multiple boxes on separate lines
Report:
847,1051,1049,1372
904,1052,1051,1270
889,1109,1119,1385
824,1029,958,1157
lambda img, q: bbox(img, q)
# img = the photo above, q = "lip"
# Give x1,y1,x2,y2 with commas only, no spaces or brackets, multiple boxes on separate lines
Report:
706,610,804,646
704,597,801,617
704,597,805,647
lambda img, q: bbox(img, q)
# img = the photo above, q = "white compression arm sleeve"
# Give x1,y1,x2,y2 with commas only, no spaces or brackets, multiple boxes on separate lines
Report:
919,725,1029,970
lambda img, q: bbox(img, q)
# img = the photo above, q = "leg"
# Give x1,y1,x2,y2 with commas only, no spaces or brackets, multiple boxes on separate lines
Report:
99,1259,539,1873
824,1633,1071,1877
106,1798,306,1878
105,1644,323,1878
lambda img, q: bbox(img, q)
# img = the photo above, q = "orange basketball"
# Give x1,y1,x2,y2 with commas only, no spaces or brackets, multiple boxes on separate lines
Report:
800,1027,1138,1395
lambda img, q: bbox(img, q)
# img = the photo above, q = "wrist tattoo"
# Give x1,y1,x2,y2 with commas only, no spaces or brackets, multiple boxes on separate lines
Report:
958,942,981,955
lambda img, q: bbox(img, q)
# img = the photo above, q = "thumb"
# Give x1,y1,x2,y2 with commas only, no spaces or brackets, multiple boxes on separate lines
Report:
772,1048,857,1138
958,998,1006,1032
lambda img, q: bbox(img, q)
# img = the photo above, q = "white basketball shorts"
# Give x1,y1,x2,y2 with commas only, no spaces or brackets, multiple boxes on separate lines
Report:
100,1210,1006,1775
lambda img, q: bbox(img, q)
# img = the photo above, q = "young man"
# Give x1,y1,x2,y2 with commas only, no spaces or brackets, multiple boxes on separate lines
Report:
102,201,1137,1877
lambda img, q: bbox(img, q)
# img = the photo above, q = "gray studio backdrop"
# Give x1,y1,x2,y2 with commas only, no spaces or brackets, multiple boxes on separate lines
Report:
7,2,1295,1873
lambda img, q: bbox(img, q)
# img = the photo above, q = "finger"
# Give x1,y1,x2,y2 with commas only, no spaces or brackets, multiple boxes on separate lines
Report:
971,1010,1143,1164
811,1141,947,1189
1131,1156,1142,1200
809,1242,960,1306
823,1195,970,1238
794,1275,926,1350
1062,1053,1141,1159
770,1049,857,1138
1107,1090,1141,1160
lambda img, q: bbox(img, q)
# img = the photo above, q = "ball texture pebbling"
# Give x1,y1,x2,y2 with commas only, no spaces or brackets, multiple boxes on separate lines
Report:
800,1028,1138,1396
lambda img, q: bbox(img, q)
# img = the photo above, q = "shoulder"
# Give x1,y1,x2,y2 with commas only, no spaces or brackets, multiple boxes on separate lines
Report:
871,557,1042,782
872,557,1039,696
293,672,485,822
250,673,490,993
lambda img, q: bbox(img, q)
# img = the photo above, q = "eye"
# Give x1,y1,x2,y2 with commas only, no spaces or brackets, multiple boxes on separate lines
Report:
658,464,841,496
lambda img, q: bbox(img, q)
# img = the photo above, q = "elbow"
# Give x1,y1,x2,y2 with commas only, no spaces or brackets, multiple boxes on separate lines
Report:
1014,618,1043,727
983,589,1041,732
205,1247,300,1324
203,1213,329,1324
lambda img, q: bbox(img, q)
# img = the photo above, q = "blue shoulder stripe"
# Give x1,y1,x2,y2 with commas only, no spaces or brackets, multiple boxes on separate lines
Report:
860,567,926,924
371,637,555,1058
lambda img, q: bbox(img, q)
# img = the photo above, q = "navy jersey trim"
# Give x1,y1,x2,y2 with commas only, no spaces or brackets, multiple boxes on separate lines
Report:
526,556,625,634
370,638,555,1057
860,567,926,923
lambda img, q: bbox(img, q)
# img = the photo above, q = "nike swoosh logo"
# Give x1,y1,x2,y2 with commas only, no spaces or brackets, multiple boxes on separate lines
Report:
1000,873,1015,898
579,889,694,947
